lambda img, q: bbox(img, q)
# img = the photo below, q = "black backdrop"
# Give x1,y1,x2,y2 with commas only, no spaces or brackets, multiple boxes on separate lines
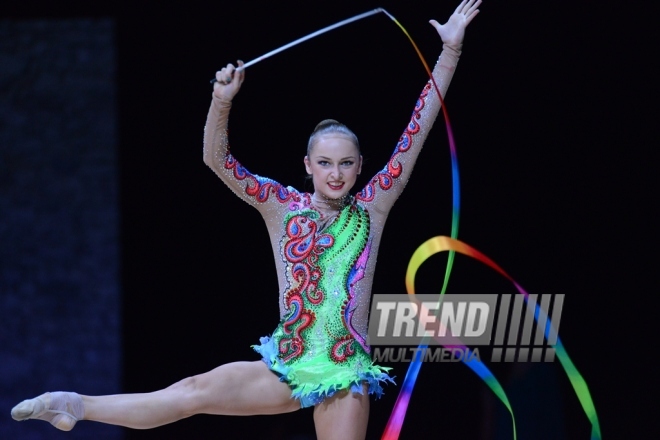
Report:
3,0,655,439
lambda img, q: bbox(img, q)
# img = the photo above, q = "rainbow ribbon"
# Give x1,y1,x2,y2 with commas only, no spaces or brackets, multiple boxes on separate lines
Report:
379,10,601,440
379,10,492,439
390,237,602,440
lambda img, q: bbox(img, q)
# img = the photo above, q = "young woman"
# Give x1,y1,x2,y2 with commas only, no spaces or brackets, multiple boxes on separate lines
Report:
11,1,480,438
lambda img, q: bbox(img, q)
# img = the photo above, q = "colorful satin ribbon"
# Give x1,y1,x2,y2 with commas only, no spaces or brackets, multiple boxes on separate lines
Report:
386,237,602,439
379,10,602,440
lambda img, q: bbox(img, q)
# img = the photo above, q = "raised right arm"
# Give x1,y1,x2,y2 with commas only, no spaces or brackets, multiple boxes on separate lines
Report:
203,62,300,211
203,95,253,203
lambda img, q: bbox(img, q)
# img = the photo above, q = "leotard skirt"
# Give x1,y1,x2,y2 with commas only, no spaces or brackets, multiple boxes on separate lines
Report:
253,322,393,408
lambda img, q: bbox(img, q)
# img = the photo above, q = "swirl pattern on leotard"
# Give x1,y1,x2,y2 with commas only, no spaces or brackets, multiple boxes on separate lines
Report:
277,207,333,362
224,153,299,204
356,82,431,202
275,199,370,365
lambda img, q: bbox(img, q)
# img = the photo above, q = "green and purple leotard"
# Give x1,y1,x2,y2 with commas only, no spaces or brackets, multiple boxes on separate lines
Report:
203,43,462,407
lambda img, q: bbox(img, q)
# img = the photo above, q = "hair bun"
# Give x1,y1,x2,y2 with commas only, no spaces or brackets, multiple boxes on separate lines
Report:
307,119,360,155
313,119,341,133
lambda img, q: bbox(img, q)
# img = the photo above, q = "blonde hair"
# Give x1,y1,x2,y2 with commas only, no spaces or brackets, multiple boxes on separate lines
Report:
307,119,360,155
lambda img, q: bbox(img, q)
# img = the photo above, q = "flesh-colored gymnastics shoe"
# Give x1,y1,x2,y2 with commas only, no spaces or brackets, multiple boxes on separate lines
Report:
11,391,84,431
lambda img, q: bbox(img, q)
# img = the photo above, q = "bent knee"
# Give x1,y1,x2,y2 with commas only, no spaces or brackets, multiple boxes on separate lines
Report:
167,375,198,392
167,376,203,417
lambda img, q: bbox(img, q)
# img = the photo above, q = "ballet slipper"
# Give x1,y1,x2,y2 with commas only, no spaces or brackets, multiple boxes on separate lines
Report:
11,391,84,431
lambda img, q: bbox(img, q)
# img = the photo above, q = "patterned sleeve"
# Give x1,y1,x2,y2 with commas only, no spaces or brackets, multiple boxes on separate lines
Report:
355,43,462,214
203,95,300,212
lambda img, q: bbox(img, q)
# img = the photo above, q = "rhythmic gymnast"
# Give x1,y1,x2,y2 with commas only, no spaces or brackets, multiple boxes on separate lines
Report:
11,1,480,438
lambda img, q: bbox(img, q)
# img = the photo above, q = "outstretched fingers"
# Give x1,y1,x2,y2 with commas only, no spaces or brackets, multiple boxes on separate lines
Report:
454,0,469,14
456,0,481,15
430,0,481,45
453,0,481,26
464,0,482,23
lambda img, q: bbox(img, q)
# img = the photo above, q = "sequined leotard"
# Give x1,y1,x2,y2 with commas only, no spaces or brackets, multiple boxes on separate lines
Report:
203,44,462,408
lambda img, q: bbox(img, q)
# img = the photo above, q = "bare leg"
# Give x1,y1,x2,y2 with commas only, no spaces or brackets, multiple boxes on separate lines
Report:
313,384,370,440
13,361,300,430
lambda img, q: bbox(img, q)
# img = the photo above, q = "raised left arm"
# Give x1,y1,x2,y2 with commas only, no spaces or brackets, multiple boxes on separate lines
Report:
356,0,480,214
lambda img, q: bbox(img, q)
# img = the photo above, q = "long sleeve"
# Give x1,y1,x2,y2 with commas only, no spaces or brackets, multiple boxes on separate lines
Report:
203,95,299,213
203,95,232,179
356,43,462,214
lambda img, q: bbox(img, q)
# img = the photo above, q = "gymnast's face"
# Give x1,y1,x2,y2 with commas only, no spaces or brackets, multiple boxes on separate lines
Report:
304,134,362,201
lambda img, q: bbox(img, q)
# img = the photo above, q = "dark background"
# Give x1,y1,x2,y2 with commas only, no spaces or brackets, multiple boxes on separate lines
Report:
2,0,655,439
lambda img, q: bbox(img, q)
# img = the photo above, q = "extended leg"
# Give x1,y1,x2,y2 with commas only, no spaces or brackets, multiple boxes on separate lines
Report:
12,361,299,430
313,384,370,440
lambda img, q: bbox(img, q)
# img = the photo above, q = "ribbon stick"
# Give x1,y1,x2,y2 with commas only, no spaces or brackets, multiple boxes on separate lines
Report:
210,8,383,83
240,8,383,70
